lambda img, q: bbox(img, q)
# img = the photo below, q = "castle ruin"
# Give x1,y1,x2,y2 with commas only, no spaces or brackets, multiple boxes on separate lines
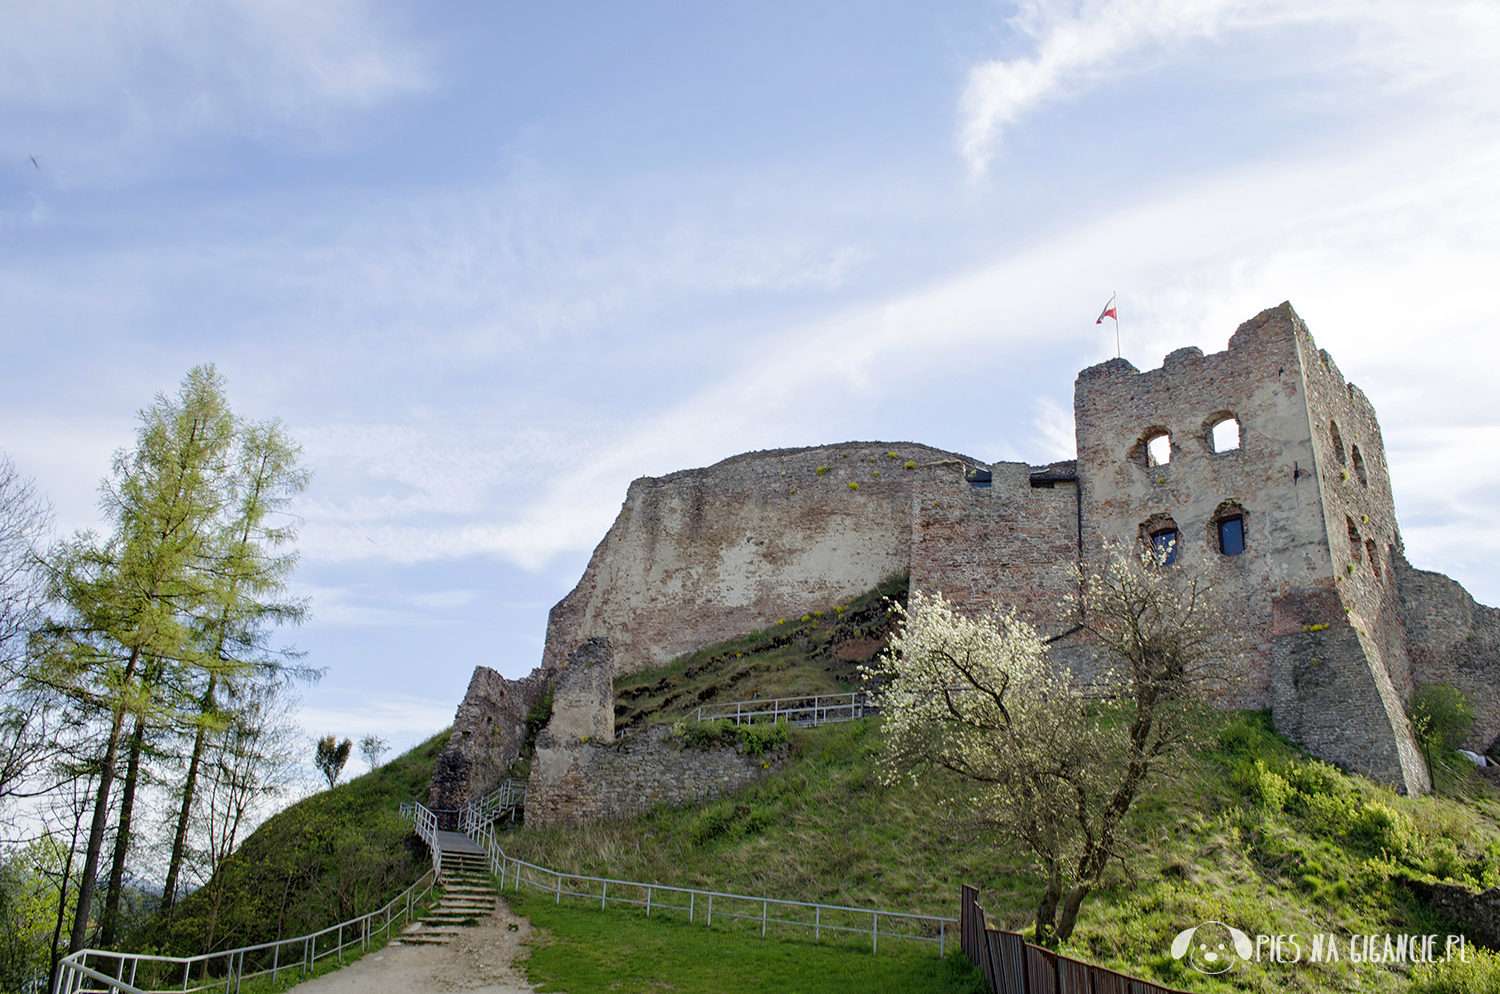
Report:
431,302,1500,817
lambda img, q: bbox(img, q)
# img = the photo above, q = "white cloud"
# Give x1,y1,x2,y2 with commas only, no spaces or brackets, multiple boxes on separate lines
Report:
1,0,428,179
957,0,1498,178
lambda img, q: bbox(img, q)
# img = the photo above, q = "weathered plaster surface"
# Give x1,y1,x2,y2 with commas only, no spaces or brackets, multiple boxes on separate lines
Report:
543,442,977,677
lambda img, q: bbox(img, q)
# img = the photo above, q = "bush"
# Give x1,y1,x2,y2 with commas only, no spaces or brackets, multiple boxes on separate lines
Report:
1410,684,1474,753
1350,803,1413,857
736,720,789,756
672,719,788,757
1233,758,1292,811
1411,944,1500,993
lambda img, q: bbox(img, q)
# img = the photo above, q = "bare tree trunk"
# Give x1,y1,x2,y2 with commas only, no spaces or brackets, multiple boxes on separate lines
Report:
1034,860,1063,944
68,646,139,954
1055,883,1092,942
46,792,87,994
162,673,216,912
101,713,147,947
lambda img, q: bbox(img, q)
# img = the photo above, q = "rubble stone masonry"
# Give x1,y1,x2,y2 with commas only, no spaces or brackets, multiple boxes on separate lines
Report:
434,301,1496,815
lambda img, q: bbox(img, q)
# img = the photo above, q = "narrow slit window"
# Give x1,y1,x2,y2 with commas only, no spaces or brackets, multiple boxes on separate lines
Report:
1366,539,1382,577
1147,434,1172,466
1211,418,1241,453
1330,421,1346,465
1351,445,1368,486
1151,528,1180,565
1347,517,1362,562
1219,516,1245,555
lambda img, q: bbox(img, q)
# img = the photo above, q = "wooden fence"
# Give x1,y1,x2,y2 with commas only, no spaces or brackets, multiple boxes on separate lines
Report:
960,886,1196,994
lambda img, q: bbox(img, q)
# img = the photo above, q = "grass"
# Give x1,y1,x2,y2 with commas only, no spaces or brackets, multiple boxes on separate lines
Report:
611,573,907,734
512,890,985,994
131,731,451,957
500,709,1500,993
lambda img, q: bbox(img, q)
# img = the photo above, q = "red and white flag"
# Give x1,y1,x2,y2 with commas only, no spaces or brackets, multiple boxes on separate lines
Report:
1096,294,1117,324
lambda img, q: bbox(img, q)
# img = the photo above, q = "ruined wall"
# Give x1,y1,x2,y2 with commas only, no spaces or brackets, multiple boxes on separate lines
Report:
1398,557,1500,754
1071,303,1426,792
543,442,974,677
427,665,547,829
1292,320,1427,794
525,725,784,828
909,459,1079,635
1072,305,1332,711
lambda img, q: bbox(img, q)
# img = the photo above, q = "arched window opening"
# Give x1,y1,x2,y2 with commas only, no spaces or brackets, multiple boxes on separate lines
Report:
1351,444,1368,486
1218,516,1245,556
1347,516,1362,563
1147,433,1172,466
1151,527,1180,565
1330,421,1346,465
1130,428,1173,469
1366,539,1382,578
1213,419,1241,453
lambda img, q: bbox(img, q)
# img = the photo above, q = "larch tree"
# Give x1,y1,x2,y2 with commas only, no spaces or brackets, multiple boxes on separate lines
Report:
33,365,312,953
159,417,313,914
868,547,1226,945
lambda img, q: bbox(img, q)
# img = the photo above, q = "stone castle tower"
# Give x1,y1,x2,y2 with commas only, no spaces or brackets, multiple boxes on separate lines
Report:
435,302,1500,813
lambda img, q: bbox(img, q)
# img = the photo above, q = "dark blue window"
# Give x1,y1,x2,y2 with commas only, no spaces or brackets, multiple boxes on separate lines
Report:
1151,529,1179,565
1219,517,1245,555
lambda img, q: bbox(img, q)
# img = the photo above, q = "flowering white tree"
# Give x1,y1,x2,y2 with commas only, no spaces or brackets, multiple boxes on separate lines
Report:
869,548,1224,944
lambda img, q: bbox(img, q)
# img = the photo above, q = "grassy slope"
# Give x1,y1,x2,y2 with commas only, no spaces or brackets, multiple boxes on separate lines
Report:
611,572,907,734
132,731,449,957
502,592,1500,994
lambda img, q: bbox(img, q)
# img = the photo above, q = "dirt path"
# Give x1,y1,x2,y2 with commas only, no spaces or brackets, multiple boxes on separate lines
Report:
287,897,537,994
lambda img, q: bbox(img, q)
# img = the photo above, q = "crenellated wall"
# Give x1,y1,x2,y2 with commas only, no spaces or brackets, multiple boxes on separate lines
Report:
433,301,1498,812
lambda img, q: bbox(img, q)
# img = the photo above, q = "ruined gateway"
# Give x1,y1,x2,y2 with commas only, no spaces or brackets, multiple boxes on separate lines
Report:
428,302,1500,824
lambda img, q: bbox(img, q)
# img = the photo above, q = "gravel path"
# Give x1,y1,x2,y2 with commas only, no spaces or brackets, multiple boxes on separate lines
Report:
287,897,537,994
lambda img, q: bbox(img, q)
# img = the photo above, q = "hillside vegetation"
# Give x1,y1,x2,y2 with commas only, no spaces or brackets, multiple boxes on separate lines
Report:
612,573,907,733
500,589,1500,994
132,732,449,957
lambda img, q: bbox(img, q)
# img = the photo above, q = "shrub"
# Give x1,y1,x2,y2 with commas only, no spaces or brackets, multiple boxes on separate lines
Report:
1410,684,1475,753
736,720,789,756
1411,944,1500,993
815,466,829,476
1351,803,1413,856
1233,758,1292,811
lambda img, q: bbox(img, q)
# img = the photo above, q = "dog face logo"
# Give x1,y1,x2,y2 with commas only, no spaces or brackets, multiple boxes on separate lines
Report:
1170,920,1253,974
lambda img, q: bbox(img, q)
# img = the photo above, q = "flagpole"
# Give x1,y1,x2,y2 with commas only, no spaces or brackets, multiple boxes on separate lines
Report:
1114,290,1120,358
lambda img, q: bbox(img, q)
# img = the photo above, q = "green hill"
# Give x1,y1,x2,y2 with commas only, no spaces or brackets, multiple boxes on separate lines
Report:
134,731,449,957
501,598,1500,994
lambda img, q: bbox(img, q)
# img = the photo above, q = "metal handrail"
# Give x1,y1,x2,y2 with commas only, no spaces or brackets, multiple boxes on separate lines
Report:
464,817,954,957
54,859,439,994
457,779,527,837
400,799,443,879
694,692,877,727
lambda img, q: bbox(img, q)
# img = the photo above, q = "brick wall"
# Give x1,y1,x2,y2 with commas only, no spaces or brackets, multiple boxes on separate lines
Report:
909,459,1079,635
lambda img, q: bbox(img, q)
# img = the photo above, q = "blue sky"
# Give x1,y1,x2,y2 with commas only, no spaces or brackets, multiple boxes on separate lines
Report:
4,0,1499,758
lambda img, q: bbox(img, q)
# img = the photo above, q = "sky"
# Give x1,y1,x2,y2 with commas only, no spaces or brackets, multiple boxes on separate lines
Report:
3,0,1499,760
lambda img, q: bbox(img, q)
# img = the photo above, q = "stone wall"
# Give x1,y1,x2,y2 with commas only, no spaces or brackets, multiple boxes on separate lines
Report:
1070,303,1427,791
1399,558,1500,754
526,725,783,828
909,459,1080,636
543,441,976,677
490,300,1497,807
427,665,547,829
